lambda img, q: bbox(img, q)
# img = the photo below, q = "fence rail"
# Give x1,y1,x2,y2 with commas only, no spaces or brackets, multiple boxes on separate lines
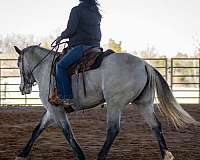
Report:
0,58,200,107
170,58,200,104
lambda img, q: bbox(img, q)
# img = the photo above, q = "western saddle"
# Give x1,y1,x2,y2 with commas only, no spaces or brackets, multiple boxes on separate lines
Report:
49,47,115,105
51,47,115,76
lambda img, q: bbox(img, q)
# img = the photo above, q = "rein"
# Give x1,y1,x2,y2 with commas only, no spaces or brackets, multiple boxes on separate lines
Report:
21,40,68,89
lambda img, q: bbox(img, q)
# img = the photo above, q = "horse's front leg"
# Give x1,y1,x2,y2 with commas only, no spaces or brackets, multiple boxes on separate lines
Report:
97,106,122,160
15,110,52,160
53,107,85,160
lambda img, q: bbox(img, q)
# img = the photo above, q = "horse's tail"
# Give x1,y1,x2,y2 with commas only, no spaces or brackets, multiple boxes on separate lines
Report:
145,64,200,128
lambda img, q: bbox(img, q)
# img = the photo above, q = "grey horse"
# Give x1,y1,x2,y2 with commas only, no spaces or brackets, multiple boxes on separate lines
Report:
14,45,199,160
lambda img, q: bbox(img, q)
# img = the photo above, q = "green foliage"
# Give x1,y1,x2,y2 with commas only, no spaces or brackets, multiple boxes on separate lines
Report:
42,41,51,49
107,38,124,53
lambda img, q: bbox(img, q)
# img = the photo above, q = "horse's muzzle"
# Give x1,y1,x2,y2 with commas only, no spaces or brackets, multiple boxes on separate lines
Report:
19,85,32,95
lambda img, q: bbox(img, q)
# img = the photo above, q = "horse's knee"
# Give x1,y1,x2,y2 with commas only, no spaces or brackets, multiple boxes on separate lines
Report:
53,113,71,133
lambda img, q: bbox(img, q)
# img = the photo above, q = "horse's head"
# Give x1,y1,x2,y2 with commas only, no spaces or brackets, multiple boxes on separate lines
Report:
14,46,36,95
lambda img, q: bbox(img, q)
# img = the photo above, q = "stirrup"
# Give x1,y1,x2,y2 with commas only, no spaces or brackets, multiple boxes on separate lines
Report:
62,99,74,107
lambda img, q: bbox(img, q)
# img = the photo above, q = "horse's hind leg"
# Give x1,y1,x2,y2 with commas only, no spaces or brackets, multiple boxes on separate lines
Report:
97,104,122,160
53,108,85,160
135,102,174,160
15,110,52,160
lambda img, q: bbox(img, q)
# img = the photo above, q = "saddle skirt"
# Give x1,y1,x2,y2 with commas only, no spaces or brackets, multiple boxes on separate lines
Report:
52,47,115,76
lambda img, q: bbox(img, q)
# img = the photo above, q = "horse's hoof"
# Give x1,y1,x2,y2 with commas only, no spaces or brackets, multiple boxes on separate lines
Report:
15,157,27,160
164,150,175,160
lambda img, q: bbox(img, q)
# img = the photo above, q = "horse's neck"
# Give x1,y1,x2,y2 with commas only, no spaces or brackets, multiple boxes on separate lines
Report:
29,47,54,81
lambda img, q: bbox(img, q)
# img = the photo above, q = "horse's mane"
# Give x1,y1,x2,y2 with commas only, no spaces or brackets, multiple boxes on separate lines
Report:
22,45,56,55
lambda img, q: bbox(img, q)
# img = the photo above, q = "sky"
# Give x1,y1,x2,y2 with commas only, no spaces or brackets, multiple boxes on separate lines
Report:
1,0,200,57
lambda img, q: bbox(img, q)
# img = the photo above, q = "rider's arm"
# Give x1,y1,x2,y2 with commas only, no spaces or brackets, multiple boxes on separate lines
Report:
60,6,80,39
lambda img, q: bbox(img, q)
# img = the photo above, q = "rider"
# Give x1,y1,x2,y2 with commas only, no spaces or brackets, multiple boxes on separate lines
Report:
54,0,102,107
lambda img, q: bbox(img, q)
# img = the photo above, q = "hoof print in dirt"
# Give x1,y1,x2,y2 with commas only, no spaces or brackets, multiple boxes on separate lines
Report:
15,157,27,160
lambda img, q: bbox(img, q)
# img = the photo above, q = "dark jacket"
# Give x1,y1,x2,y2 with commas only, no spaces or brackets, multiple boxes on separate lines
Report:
61,3,102,47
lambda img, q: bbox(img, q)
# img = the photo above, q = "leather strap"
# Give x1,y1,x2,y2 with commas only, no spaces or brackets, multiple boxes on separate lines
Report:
84,47,102,56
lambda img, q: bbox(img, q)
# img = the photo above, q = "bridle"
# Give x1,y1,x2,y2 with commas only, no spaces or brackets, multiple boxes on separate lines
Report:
18,40,68,93
19,52,37,89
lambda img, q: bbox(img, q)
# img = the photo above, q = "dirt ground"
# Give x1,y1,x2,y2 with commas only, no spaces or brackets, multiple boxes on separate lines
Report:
0,105,200,160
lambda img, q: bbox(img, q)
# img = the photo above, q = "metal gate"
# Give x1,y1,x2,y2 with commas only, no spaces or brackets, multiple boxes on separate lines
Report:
0,58,199,107
171,58,200,104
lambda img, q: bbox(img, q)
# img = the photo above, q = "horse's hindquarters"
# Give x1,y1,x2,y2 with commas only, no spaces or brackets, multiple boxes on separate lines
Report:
100,53,148,106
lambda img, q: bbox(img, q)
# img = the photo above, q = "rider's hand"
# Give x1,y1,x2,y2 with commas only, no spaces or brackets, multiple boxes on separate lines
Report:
56,36,62,44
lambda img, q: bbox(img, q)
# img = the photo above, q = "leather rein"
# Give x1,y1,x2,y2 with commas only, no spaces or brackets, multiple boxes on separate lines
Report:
19,40,68,91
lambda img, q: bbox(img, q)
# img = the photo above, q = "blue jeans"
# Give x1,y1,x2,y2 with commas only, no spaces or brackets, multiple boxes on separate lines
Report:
56,44,95,100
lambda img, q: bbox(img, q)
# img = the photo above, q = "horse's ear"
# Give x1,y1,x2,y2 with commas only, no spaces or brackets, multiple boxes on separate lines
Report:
14,46,22,55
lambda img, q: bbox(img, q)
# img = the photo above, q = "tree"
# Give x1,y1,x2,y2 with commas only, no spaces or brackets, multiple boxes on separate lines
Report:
0,34,56,54
138,46,158,58
42,41,51,49
173,52,197,87
1,34,35,53
106,38,124,53
175,52,188,58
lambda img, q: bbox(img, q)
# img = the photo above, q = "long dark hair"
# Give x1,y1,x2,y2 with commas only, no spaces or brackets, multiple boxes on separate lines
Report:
79,0,102,18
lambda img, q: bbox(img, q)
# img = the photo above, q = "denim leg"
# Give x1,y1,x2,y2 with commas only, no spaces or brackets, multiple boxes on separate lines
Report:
56,45,94,99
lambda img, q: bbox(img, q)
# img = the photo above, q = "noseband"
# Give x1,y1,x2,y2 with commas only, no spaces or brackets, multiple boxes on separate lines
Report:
19,52,36,90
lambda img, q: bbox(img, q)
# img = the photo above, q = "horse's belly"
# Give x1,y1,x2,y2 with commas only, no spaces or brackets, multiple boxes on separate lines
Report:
71,71,103,110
